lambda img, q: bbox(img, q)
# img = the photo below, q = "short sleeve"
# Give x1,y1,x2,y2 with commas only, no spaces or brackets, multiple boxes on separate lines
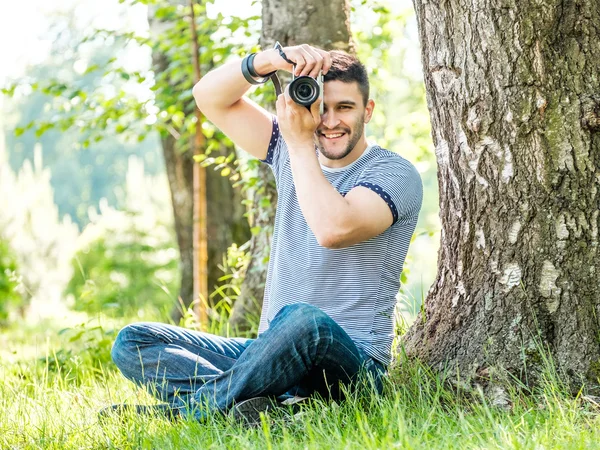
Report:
260,115,280,165
354,155,423,225
259,116,288,180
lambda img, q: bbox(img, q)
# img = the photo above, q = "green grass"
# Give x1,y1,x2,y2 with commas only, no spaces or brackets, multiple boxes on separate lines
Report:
1,316,599,450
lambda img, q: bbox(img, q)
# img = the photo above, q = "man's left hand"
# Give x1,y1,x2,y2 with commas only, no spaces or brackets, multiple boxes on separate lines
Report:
276,86,322,154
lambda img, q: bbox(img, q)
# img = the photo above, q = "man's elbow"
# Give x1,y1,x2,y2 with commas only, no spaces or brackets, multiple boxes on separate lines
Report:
192,81,207,110
316,231,347,250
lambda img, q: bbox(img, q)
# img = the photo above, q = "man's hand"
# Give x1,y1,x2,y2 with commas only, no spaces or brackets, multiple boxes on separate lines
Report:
276,86,322,153
254,44,332,78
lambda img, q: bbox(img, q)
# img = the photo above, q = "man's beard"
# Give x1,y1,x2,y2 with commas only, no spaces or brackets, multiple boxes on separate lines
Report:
315,114,365,161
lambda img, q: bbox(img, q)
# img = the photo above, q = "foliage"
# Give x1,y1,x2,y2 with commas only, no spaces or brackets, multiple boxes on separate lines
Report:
66,232,177,316
209,242,250,313
179,240,260,338
1,0,260,182
1,9,164,228
0,144,79,316
43,322,117,384
65,157,179,317
0,238,21,324
353,0,433,166
1,0,266,318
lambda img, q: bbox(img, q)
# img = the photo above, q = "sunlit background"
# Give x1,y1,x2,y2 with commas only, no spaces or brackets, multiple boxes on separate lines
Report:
0,0,440,328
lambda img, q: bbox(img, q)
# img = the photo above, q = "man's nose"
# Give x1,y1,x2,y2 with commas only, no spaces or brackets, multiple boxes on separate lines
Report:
321,110,340,129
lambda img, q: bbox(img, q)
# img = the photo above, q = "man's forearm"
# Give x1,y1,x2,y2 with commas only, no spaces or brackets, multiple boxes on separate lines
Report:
288,147,352,249
192,50,278,109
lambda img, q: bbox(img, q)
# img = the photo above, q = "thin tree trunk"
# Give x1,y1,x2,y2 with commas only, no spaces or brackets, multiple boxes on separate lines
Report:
403,0,600,394
229,0,354,332
189,0,208,325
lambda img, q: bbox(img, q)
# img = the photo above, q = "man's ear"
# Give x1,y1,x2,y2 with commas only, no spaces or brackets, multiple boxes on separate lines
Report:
364,99,375,124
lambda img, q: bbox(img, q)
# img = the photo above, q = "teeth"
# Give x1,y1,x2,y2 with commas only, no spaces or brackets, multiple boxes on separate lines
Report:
324,133,343,138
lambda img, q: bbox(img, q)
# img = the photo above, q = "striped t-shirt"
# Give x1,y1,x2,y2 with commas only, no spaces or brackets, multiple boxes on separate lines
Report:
257,118,423,366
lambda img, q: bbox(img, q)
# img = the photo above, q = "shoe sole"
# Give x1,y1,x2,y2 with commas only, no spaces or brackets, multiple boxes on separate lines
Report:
231,397,277,425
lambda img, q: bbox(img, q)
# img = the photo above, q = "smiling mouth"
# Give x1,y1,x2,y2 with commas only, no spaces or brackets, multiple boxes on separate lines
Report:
320,132,347,140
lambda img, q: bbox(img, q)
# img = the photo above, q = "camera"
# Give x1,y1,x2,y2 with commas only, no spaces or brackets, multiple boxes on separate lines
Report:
289,71,324,114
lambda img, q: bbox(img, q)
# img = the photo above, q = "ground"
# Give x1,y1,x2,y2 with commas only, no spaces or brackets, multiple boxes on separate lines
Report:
1,314,599,449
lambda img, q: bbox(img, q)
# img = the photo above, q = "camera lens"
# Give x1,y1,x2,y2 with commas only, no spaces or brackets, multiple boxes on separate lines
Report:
289,76,320,107
297,83,315,101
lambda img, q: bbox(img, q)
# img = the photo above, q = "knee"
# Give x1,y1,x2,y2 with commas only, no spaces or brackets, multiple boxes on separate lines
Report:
111,323,151,371
277,303,334,336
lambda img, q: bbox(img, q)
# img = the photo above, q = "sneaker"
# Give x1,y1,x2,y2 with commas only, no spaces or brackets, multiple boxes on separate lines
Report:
98,403,183,422
280,395,309,415
230,397,279,426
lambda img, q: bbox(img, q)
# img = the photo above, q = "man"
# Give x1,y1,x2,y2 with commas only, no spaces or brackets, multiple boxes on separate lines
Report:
108,44,423,422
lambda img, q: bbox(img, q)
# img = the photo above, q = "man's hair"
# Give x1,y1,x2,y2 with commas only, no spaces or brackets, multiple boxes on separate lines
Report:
323,51,370,106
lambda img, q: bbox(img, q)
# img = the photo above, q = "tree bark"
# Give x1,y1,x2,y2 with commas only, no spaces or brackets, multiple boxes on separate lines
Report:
403,0,600,394
229,0,354,332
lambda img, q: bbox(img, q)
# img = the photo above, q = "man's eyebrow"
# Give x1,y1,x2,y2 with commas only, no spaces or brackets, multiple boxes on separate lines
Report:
325,100,358,107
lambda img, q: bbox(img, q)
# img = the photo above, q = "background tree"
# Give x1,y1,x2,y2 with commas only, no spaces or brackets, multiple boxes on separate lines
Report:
229,0,354,330
4,0,254,320
403,0,600,394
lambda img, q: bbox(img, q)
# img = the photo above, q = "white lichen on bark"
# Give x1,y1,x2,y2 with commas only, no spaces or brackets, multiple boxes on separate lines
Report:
475,228,486,249
451,281,467,307
435,138,450,166
499,263,522,292
508,221,521,244
502,145,514,182
556,215,569,239
539,260,561,313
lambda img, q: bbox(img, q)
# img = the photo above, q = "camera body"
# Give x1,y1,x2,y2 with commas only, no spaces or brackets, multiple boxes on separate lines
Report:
289,71,324,115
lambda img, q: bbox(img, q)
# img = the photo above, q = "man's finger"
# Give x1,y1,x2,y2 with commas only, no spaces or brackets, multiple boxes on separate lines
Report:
303,46,324,79
289,52,306,77
309,96,322,122
315,49,332,75
284,84,296,107
276,93,286,115
298,45,318,77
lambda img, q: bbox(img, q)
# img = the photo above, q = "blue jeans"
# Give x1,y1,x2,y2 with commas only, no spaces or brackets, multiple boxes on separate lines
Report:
111,303,385,419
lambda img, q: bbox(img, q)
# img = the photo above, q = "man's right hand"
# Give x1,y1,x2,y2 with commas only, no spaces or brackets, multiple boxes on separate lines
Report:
194,43,331,162
254,44,332,79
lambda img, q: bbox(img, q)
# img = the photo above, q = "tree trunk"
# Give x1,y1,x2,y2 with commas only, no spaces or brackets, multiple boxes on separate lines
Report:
229,0,354,332
149,4,250,322
160,131,195,314
403,0,600,394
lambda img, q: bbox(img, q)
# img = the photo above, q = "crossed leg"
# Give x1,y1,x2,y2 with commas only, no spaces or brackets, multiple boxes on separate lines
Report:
111,303,384,419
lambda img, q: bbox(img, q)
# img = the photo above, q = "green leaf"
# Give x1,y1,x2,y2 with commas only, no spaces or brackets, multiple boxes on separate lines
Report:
84,64,100,75
220,167,231,177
